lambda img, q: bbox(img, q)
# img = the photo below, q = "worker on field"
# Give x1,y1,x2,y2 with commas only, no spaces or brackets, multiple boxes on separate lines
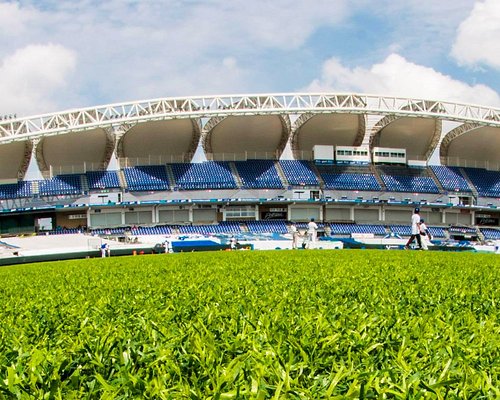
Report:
419,219,432,251
290,222,300,249
405,208,422,250
307,218,318,249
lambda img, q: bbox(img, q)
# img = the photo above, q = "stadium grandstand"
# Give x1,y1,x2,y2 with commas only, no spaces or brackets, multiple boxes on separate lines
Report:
0,93,498,244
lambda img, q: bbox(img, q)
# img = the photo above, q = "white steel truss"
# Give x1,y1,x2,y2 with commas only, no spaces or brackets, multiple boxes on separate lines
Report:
1,93,500,143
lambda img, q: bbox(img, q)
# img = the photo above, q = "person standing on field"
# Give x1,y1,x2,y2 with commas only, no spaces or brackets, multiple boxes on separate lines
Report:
405,208,422,250
419,219,432,250
307,218,318,249
290,223,300,249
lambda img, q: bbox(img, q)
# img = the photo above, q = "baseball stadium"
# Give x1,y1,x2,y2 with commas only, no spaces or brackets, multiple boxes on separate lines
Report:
0,92,499,262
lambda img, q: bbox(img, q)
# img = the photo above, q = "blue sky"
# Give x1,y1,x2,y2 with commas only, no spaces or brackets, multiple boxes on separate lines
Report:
0,0,499,117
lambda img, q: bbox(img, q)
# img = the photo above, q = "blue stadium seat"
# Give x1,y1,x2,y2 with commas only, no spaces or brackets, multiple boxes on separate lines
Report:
0,181,32,199
430,166,471,192
170,162,237,190
123,165,170,191
246,220,288,233
234,160,284,189
279,160,319,186
86,171,121,190
329,223,386,236
480,228,500,240
461,167,500,198
38,174,83,196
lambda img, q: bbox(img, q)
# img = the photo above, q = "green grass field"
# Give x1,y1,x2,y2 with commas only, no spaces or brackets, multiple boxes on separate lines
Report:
0,250,499,399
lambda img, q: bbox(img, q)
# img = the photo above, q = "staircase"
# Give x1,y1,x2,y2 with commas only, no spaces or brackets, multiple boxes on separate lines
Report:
274,161,289,187
427,167,445,193
80,175,89,193
309,163,325,189
165,164,176,189
370,165,386,190
118,170,128,190
229,162,243,187
459,168,479,199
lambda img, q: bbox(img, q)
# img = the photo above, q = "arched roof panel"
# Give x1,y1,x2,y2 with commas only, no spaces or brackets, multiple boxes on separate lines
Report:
117,119,200,164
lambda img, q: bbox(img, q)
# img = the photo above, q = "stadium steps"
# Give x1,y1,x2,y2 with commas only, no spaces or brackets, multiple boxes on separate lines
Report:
476,228,485,242
228,162,243,187
458,168,479,198
274,161,289,187
427,167,445,193
309,163,326,189
80,175,89,193
369,164,386,190
32,181,39,195
117,170,128,190
165,164,176,189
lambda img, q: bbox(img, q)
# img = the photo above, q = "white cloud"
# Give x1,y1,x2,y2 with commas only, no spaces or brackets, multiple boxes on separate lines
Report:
0,2,38,37
0,44,77,116
306,53,500,107
452,0,500,69
0,0,356,113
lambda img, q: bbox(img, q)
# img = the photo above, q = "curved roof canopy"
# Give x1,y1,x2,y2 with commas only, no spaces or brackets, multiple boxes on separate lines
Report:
117,119,200,165
440,124,500,169
371,117,441,161
36,128,112,175
292,113,365,159
204,115,290,160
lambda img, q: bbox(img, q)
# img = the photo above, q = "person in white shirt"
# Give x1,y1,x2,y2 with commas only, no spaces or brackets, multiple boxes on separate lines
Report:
290,223,300,249
419,219,432,250
307,218,318,249
405,208,422,250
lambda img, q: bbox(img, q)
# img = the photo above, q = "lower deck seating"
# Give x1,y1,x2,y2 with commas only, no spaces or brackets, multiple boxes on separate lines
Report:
480,228,500,240
246,220,288,234
330,223,386,236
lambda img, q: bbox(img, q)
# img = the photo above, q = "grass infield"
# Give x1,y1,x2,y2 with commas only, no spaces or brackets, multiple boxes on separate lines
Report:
0,250,499,398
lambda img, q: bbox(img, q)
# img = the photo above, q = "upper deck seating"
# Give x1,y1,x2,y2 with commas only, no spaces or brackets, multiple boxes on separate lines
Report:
123,165,170,191
178,222,241,235
279,160,319,186
86,171,121,190
430,166,471,192
38,174,82,196
461,168,500,198
0,181,32,199
378,166,440,193
317,165,381,191
171,162,237,190
234,160,283,189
